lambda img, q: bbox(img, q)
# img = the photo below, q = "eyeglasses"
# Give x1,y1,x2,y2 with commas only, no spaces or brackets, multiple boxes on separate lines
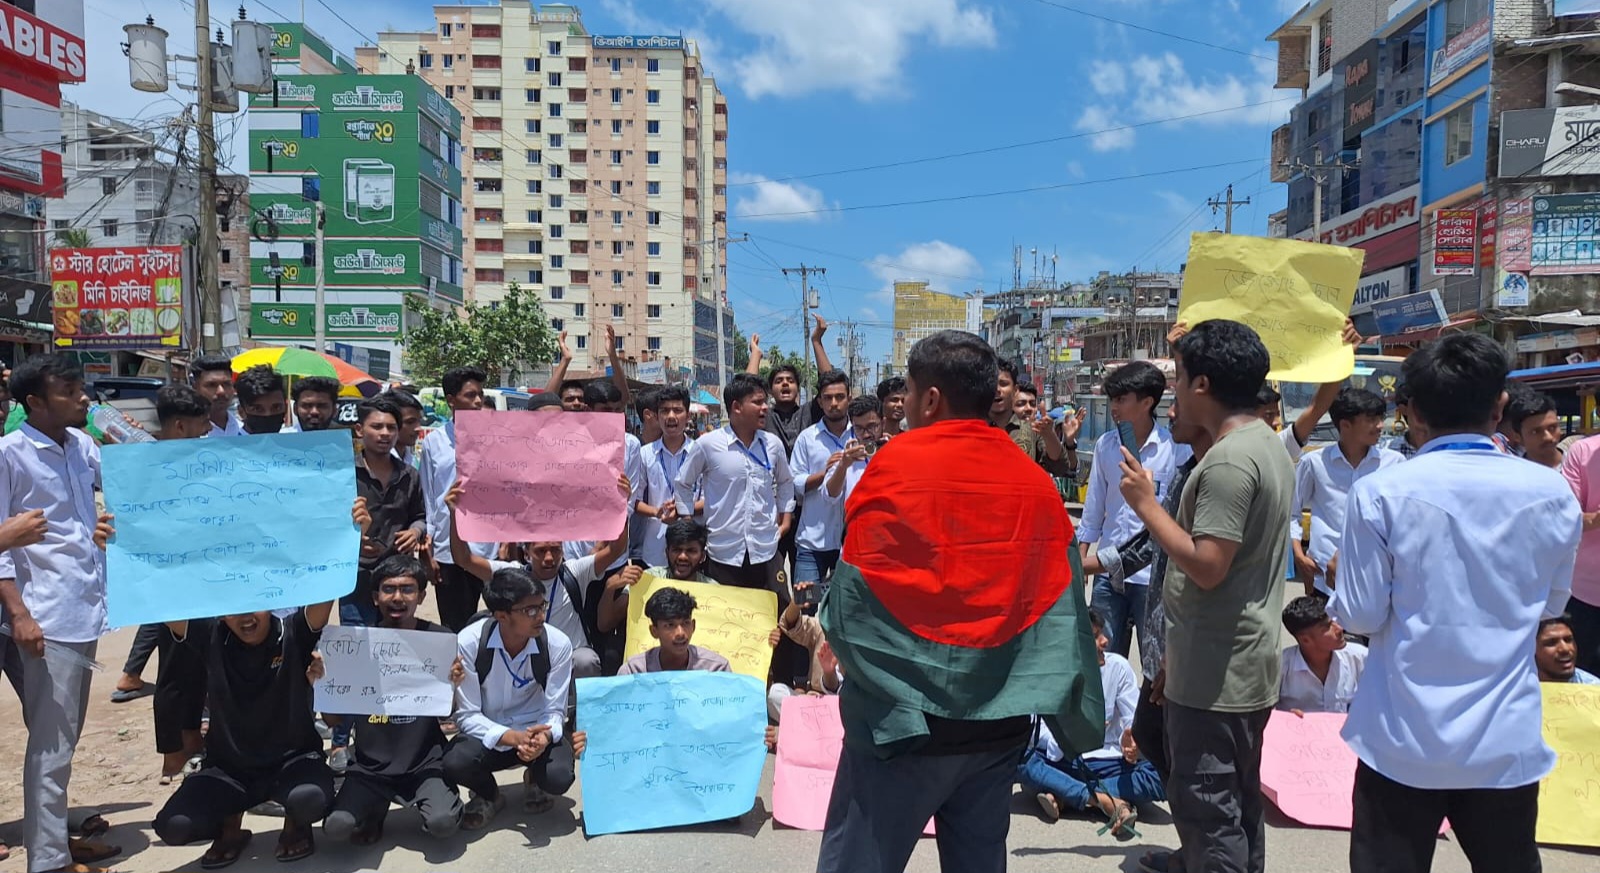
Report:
510,603,547,618
378,584,419,596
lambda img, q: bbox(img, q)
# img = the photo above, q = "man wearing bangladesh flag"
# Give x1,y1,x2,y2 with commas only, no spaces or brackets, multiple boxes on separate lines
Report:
816,330,1104,873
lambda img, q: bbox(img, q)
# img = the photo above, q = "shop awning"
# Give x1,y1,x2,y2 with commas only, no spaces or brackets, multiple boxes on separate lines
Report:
1378,316,1478,347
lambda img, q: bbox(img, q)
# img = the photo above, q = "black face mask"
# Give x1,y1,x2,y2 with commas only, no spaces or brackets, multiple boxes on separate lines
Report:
242,413,283,434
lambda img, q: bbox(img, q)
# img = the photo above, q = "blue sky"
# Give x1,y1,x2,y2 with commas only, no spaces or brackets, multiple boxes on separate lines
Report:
75,0,1304,367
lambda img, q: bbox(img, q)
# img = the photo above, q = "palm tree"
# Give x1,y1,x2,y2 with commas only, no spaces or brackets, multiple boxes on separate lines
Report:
51,227,91,249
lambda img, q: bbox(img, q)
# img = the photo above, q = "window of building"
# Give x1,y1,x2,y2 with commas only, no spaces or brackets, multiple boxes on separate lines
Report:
647,241,661,256
548,163,563,179
548,40,562,55
550,254,564,268
610,88,622,104
473,116,502,131
646,271,661,286
646,181,660,195
440,22,452,36
1445,102,1475,165
471,55,500,69
612,210,623,226
548,72,562,87
570,210,587,224
101,176,117,195
647,58,659,74
475,178,502,192
549,133,563,147
525,57,540,72
646,120,660,135
1316,11,1333,76
527,181,542,195
611,240,624,255
611,270,624,285
473,87,500,101
550,194,563,208
576,334,588,349
525,89,541,105
574,303,586,316
647,336,661,351
1445,0,1489,40
528,270,543,283
550,224,564,238
611,119,623,135
445,85,455,98
471,24,500,38
647,211,661,225
647,304,662,318
646,89,660,104
475,208,503,222
612,303,625,318
572,270,589,284
443,54,454,69
551,317,564,330
526,149,541,164
475,268,504,282
610,57,622,72
528,240,543,254
610,149,623,164
610,180,622,195
526,209,543,223
614,333,625,351
571,180,586,194
100,218,118,237
549,103,562,117
220,248,231,263
52,219,66,230
646,151,660,165
550,286,564,299
570,149,587,164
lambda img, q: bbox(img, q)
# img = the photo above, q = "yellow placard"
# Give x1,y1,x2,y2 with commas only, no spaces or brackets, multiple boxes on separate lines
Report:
623,576,778,682
1537,684,1600,847
1176,233,1365,383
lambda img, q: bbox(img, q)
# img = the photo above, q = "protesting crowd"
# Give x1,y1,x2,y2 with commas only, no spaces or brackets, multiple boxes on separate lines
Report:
0,309,1595,873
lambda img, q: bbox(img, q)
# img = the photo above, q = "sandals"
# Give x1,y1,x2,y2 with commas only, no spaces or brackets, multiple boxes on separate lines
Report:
522,769,554,813
68,811,109,838
461,793,506,831
1091,791,1140,838
350,820,384,847
274,823,314,863
199,828,252,870
110,685,155,704
68,838,122,865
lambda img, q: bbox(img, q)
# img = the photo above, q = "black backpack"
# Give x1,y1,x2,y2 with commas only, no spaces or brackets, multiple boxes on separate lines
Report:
467,610,551,690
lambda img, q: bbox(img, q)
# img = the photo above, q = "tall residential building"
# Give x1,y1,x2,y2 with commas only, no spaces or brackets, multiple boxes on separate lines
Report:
249,24,464,377
52,101,199,250
356,2,732,383
890,281,972,372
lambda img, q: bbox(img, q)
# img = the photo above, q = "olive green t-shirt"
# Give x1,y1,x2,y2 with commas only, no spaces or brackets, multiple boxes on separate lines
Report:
1162,418,1295,713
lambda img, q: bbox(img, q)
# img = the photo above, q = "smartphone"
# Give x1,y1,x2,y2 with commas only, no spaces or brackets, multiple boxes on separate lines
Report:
795,581,823,608
1117,420,1140,458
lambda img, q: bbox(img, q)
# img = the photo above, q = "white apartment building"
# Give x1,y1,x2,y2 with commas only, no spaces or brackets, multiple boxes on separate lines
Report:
50,101,199,249
357,2,731,382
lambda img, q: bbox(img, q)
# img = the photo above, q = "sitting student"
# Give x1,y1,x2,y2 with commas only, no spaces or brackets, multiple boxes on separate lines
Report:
617,587,732,674
767,597,843,721
1019,609,1160,835
320,555,465,845
446,566,575,830
1277,595,1369,714
1536,615,1600,685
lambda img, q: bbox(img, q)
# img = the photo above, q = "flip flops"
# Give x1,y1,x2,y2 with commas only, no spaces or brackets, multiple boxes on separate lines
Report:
68,838,121,865
461,793,506,831
199,828,252,870
274,824,314,863
109,685,154,704
67,811,109,838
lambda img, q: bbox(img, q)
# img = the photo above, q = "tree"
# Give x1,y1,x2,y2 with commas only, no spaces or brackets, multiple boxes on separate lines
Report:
403,282,558,386
731,324,750,372
52,228,91,249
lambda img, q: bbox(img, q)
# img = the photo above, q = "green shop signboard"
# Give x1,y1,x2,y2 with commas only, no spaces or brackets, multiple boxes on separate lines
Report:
251,240,422,289
251,302,404,339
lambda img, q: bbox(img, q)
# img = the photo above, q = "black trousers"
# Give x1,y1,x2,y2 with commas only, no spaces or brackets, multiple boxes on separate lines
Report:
325,772,461,840
153,627,207,754
122,623,163,677
1130,676,1169,783
705,553,804,685
435,562,485,633
439,734,574,802
154,755,334,845
1351,761,1541,873
1164,702,1271,873
1568,594,1600,675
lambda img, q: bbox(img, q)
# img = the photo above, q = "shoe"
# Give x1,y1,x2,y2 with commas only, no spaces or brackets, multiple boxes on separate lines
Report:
328,747,350,774
461,793,506,831
249,801,285,818
1035,792,1060,822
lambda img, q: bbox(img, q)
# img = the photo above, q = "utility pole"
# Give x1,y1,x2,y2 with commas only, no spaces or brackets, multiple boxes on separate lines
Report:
196,0,220,352
313,202,327,353
1286,151,1358,241
713,233,748,391
1207,184,1252,234
782,264,824,393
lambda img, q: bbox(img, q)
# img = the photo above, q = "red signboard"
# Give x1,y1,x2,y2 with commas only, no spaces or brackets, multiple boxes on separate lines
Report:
0,3,86,82
1433,209,1479,276
49,246,186,350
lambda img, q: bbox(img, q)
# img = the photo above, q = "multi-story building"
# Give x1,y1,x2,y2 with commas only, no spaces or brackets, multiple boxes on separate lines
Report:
355,2,732,385
217,173,252,344
0,0,86,363
248,23,464,377
890,280,974,372
52,101,200,249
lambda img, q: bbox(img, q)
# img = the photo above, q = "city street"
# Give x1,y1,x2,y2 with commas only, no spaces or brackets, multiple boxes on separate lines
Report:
1,621,1593,873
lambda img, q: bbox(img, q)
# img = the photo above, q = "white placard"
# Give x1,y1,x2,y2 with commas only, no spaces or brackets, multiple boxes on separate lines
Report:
314,626,457,716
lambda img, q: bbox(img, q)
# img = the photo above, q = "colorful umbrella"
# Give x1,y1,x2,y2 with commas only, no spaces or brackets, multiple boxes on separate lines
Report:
231,347,339,378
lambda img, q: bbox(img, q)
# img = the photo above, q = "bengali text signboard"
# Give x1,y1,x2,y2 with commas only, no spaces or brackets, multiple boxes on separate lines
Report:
314,626,458,716
454,410,627,543
50,245,185,350
623,576,777,683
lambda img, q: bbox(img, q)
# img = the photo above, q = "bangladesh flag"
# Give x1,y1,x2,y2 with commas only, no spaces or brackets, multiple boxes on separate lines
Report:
820,418,1104,760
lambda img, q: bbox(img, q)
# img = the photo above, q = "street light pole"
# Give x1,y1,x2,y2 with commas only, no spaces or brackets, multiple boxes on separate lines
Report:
195,0,220,352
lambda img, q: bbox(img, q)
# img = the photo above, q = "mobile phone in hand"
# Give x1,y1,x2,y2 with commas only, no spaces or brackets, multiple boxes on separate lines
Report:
1117,420,1140,458
795,582,822,608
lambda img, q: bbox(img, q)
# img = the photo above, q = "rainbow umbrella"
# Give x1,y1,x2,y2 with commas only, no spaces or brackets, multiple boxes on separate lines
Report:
231,347,384,397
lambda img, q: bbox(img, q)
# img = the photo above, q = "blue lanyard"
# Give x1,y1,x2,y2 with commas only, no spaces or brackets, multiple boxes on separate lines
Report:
653,443,699,501
817,423,850,452
499,647,535,689
1420,441,1497,456
729,428,771,471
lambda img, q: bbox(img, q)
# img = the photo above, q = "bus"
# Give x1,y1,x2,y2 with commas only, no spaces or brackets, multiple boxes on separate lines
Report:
1509,360,1600,439
1277,355,1406,449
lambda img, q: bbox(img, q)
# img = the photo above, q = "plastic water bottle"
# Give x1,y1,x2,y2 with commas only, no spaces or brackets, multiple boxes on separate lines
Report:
90,404,155,444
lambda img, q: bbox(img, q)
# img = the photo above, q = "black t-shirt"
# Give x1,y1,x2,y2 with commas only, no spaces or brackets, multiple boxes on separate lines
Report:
189,610,324,774
346,619,452,782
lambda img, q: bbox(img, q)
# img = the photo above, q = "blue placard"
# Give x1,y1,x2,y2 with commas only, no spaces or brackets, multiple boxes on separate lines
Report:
102,430,359,625
577,671,766,835
1370,290,1447,337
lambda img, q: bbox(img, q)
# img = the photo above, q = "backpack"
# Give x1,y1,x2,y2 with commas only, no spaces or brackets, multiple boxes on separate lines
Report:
467,610,551,690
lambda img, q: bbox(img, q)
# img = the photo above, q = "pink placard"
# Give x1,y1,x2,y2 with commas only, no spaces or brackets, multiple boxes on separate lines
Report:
1261,709,1446,833
772,695,933,834
454,409,627,543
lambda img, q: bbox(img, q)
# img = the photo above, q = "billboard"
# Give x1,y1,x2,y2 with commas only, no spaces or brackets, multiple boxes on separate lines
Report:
1350,266,1410,315
0,0,86,83
1555,0,1600,16
590,35,684,50
1371,289,1448,336
250,239,423,288
1531,192,1600,274
250,302,403,339
1429,16,1489,86
49,246,185,350
1432,209,1478,276
1497,198,1533,307
1500,106,1600,178
1341,40,1379,144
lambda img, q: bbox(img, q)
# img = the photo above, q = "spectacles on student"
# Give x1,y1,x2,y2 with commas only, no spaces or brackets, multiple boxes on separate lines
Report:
510,603,547,618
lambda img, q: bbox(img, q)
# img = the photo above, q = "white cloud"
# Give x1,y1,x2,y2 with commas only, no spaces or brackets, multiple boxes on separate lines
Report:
866,241,983,300
1074,53,1288,152
702,0,997,100
730,172,830,221
1154,189,1194,216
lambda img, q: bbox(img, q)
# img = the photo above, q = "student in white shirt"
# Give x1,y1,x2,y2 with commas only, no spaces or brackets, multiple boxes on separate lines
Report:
790,371,854,593
636,386,698,568
1332,333,1582,873
822,396,883,509
420,366,498,632
235,365,289,435
1290,388,1403,598
1277,595,1367,714
1080,361,1190,657
190,354,245,438
445,565,576,831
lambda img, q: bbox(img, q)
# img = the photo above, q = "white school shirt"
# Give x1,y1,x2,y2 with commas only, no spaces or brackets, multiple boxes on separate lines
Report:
489,556,599,650
419,421,497,564
1031,652,1138,762
1331,433,1580,790
454,618,572,749
1290,444,1404,595
791,421,852,552
1276,643,1368,714
674,427,795,566
821,457,869,508
1080,425,1190,586
565,432,644,573
639,436,696,568
0,424,105,642
207,415,245,438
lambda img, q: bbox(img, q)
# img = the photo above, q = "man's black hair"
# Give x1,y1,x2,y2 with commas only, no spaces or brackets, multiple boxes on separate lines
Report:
1089,607,1104,632
769,364,800,383
1103,360,1167,410
528,392,563,410
156,384,210,424
634,387,662,418
724,372,768,408
1282,595,1331,637
996,358,1019,381
644,587,697,623
1015,380,1038,398
8,353,83,414
292,376,340,402
1255,384,1281,407
188,354,233,383
559,379,586,398
876,376,906,400
356,395,401,425
485,565,545,613
442,366,487,398
1172,320,1270,412
1329,387,1387,427
584,380,623,408
1401,333,1508,433
1393,382,1411,407
1505,384,1555,433
906,330,997,420
233,364,284,406
656,385,690,410
848,395,882,419
817,368,851,394
385,389,424,413
371,554,430,593
664,518,708,550
1539,614,1575,636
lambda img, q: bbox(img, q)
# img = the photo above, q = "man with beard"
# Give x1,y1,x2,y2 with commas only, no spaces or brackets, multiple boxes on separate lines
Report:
287,377,340,432
790,370,853,595
990,360,1074,477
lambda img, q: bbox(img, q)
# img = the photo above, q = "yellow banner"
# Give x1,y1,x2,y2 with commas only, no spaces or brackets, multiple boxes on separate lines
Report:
623,576,778,682
1176,233,1365,383
1538,683,1600,847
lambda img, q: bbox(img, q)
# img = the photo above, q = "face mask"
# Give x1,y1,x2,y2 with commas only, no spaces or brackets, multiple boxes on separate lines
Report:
243,413,283,434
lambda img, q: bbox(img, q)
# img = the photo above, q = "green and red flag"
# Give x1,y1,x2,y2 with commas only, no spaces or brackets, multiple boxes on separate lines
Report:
820,418,1104,759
